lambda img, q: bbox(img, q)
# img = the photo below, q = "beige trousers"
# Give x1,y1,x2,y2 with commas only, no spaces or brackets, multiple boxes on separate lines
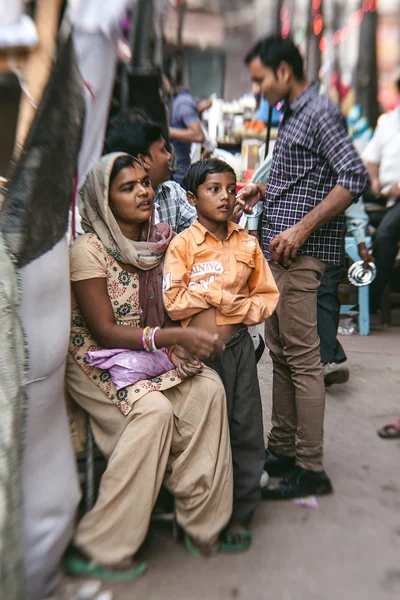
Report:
264,256,326,471
66,355,233,566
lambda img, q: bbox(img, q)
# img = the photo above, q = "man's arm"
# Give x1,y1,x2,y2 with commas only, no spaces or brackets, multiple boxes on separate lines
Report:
366,162,381,197
169,120,205,144
362,125,383,197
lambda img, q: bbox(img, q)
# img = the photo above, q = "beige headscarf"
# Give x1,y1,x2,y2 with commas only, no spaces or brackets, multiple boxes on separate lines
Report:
79,153,174,327
79,152,172,272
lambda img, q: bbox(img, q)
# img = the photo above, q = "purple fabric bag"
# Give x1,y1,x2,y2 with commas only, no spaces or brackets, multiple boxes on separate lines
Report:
85,348,175,390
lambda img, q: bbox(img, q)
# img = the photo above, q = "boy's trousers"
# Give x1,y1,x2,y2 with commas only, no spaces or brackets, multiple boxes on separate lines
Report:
205,327,265,525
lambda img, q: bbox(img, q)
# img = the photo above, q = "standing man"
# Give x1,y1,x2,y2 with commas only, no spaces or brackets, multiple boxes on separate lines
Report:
169,82,205,185
239,36,369,499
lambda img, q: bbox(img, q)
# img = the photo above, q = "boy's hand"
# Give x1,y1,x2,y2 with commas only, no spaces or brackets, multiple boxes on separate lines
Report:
236,183,265,214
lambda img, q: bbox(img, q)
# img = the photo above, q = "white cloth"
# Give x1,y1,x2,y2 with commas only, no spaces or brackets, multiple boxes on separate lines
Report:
362,107,400,193
0,0,23,26
190,124,217,163
68,0,134,38
0,14,37,47
19,237,81,600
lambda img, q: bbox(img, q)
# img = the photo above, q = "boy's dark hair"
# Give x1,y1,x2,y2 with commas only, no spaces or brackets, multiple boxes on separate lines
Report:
245,35,304,81
182,158,236,197
104,114,164,159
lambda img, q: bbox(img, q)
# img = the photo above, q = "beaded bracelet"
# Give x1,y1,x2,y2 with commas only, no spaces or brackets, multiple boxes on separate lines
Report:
142,326,153,352
151,326,161,352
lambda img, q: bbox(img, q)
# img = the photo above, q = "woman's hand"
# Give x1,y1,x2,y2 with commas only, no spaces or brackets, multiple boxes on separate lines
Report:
170,345,203,379
177,327,224,361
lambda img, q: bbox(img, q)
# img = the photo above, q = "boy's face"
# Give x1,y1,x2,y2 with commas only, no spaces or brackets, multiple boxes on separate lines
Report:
190,172,237,224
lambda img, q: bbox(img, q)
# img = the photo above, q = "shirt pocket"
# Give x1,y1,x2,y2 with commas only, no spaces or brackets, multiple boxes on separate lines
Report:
233,250,255,285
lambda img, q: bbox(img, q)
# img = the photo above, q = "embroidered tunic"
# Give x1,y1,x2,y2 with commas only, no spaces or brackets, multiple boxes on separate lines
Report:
69,233,182,416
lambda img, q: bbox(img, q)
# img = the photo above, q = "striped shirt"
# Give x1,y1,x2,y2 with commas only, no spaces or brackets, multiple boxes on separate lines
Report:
262,82,369,264
155,180,197,234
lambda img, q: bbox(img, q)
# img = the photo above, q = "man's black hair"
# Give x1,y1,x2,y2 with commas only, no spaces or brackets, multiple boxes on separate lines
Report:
397,77,400,93
245,35,304,81
182,158,236,197
104,113,164,158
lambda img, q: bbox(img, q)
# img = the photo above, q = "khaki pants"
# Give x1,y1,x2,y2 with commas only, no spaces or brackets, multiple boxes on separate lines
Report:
264,256,326,471
66,355,233,566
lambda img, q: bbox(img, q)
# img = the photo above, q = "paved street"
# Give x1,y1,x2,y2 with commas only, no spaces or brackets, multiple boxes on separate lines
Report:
60,312,400,600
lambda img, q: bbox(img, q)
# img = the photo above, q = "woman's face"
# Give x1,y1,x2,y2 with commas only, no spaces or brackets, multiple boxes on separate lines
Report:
109,162,155,226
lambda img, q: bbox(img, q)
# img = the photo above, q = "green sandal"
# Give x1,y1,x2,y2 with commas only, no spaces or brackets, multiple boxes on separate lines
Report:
220,529,252,553
184,533,219,557
64,549,147,582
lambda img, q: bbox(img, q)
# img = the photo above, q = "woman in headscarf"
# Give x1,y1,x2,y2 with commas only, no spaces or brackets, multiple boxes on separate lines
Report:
65,153,233,580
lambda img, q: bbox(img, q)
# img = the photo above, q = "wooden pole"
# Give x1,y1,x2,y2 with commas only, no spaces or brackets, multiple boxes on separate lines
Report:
14,0,63,154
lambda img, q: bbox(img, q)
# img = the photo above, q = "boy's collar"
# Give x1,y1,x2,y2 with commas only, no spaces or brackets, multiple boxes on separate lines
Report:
191,219,242,243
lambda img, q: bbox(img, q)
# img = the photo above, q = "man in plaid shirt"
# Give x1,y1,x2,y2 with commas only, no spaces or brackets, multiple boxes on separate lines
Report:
105,115,196,233
239,36,369,499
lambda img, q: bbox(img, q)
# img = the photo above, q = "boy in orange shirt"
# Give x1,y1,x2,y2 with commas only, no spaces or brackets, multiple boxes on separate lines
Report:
163,158,279,551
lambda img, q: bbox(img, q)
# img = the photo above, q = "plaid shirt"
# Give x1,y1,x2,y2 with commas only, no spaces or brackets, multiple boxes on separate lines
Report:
262,82,369,264
155,180,197,234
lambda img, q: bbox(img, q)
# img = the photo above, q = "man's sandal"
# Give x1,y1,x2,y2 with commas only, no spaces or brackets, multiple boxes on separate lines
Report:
220,529,252,553
64,548,147,582
377,418,400,439
184,533,219,557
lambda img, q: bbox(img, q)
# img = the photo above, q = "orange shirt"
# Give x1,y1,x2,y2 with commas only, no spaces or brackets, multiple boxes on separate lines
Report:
163,220,279,327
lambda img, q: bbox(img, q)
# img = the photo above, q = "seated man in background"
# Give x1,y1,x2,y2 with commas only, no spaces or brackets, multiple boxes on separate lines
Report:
362,78,400,312
105,114,197,234
319,199,373,387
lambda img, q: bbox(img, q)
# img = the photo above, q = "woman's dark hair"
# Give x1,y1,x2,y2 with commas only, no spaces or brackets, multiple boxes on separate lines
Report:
105,115,164,159
109,154,135,186
245,35,304,81
182,158,236,197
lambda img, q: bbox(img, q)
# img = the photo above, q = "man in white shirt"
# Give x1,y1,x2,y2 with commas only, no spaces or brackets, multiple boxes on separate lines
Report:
362,78,400,311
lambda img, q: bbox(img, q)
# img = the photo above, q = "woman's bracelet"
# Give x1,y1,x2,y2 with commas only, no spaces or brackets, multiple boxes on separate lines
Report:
142,326,153,352
151,326,161,352
167,345,176,361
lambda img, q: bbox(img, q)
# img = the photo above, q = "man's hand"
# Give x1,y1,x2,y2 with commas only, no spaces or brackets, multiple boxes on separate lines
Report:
231,202,243,224
382,183,400,199
236,183,265,214
357,242,373,268
269,224,308,265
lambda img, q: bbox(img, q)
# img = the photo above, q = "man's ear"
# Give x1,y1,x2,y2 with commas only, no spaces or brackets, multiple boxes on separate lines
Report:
277,61,292,84
138,153,151,170
186,191,197,207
